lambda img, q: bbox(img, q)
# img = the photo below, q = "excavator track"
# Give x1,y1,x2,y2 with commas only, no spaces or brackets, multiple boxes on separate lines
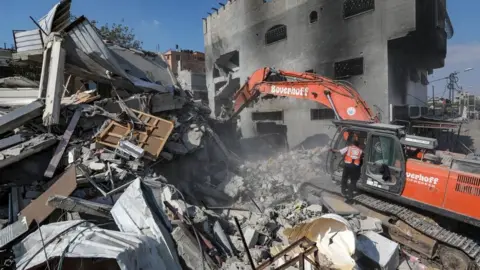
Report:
354,194,480,268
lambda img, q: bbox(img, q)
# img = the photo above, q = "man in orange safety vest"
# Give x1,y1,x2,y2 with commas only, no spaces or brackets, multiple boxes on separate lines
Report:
330,140,363,204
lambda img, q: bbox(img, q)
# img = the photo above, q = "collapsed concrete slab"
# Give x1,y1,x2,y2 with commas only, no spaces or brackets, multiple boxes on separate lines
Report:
0,100,44,135
0,133,57,170
0,77,39,88
0,88,39,107
0,134,26,151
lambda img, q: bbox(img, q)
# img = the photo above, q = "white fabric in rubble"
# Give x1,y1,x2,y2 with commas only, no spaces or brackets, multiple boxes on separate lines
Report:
111,178,182,270
315,214,357,270
13,220,169,270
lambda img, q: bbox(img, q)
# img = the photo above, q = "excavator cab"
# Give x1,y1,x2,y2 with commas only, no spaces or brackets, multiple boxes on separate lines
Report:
327,120,441,195
327,128,369,180
327,120,414,195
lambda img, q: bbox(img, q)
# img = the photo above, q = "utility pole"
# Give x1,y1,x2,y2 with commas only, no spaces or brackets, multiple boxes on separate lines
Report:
429,68,474,117
432,85,435,116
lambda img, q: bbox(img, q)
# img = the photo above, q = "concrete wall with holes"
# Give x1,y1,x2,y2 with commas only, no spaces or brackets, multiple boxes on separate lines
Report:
203,0,445,148
238,98,338,149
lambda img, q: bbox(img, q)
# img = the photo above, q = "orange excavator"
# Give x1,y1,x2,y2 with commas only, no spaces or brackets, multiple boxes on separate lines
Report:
231,67,480,269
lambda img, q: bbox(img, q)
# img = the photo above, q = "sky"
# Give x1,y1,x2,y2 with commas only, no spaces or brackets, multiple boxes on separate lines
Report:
1,0,479,95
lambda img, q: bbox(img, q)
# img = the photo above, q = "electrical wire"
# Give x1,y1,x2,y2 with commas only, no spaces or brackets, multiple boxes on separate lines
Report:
56,221,115,270
18,221,89,270
37,223,51,270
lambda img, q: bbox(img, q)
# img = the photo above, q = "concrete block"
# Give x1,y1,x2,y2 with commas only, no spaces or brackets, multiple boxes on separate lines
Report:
182,127,203,151
88,162,105,171
359,216,383,233
0,134,25,151
356,231,400,270
0,100,44,135
243,227,259,248
306,204,323,213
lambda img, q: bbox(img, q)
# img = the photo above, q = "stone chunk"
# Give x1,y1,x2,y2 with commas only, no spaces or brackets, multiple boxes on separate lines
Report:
305,204,323,214
243,227,259,248
88,162,105,171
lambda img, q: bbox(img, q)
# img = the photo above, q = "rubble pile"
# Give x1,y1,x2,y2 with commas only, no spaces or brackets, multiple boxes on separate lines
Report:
0,86,426,270
216,146,330,210
0,80,235,269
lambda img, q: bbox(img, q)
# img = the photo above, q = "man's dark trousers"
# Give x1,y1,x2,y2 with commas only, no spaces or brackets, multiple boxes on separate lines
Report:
341,163,361,200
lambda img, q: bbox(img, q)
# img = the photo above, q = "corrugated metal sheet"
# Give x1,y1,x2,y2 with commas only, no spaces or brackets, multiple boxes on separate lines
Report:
63,17,169,92
65,17,127,78
38,0,72,35
13,220,174,270
110,45,176,88
13,30,43,52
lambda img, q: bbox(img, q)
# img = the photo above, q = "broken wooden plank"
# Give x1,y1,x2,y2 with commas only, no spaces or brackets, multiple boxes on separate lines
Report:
96,110,174,160
44,109,82,178
20,166,77,226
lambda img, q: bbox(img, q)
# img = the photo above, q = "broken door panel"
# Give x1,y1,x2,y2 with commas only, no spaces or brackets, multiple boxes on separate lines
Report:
96,110,174,160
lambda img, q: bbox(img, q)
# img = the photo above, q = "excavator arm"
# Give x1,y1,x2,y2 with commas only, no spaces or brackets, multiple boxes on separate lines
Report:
231,67,379,122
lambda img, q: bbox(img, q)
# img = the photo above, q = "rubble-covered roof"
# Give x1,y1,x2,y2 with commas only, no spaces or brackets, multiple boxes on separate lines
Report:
63,16,176,93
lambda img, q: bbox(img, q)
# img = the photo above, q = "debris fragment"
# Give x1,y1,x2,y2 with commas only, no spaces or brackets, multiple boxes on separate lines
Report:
356,231,400,270
44,108,82,178
0,100,44,135
111,179,181,270
46,195,112,218
20,166,77,226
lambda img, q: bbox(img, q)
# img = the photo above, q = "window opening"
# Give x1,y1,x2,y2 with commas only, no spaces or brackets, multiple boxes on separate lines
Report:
309,11,318,23
343,0,375,18
334,57,364,79
311,109,335,120
252,111,283,121
265,25,287,45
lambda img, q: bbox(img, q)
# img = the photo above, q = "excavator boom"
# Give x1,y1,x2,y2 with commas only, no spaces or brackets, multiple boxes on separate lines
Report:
232,67,379,122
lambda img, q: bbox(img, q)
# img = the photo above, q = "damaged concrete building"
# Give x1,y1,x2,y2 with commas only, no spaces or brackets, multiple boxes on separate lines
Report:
164,50,208,103
204,0,453,147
